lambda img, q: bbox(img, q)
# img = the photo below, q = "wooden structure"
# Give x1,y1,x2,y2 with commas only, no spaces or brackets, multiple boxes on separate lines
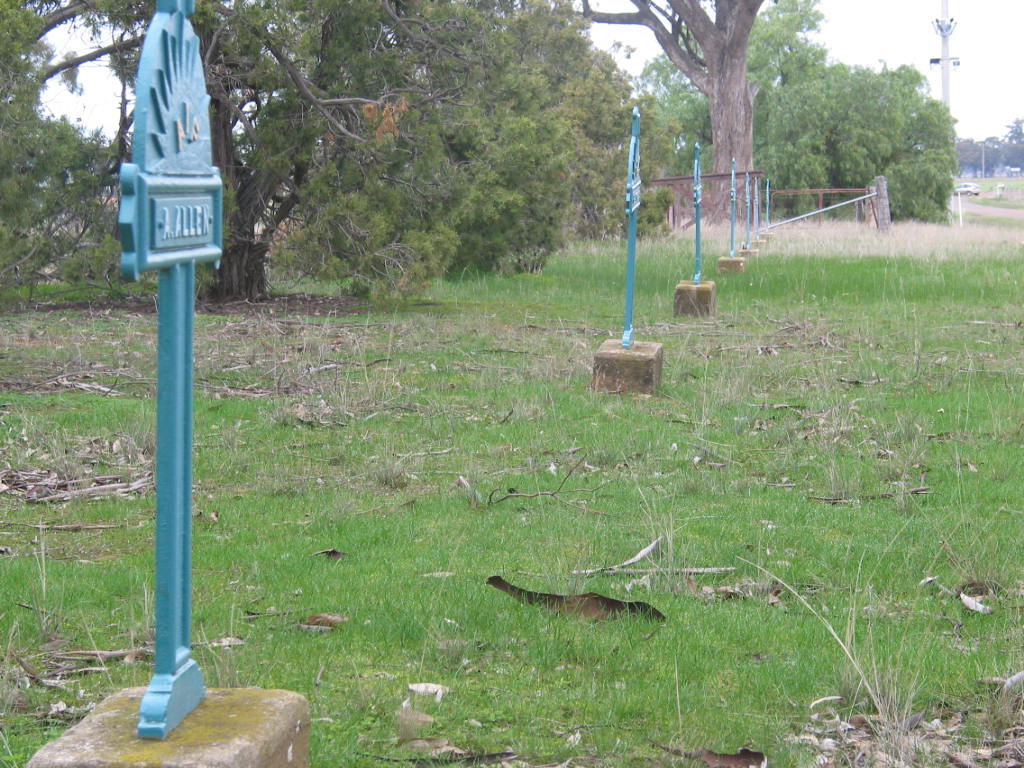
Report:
650,170,765,231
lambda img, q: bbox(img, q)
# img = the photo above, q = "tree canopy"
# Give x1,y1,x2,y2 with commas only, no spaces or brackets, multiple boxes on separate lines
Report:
1,0,120,294
12,0,644,301
637,0,957,222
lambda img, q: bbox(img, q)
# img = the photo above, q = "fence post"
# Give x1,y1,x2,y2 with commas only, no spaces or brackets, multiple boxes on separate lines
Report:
693,143,702,284
744,172,751,249
621,107,641,349
729,159,736,259
873,175,892,231
717,159,747,274
673,143,716,316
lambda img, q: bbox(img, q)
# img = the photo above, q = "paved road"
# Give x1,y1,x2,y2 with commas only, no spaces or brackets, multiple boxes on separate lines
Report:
958,197,1024,220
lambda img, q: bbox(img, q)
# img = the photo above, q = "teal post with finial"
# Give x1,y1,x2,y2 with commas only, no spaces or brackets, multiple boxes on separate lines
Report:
622,107,641,349
692,143,702,284
744,172,752,249
729,159,737,259
118,0,223,739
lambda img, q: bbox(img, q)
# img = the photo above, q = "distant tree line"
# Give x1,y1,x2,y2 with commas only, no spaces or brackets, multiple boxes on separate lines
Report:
3,0,960,304
957,121,1024,177
636,0,958,223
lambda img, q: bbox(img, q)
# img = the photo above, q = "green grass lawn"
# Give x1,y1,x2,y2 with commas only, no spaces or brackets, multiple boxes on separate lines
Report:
3,221,1024,766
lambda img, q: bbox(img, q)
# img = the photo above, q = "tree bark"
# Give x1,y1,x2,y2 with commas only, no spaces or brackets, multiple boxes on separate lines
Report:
213,239,268,301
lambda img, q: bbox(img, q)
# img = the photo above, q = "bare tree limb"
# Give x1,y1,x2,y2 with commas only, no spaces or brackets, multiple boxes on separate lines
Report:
39,0,94,36
261,39,366,143
43,36,142,82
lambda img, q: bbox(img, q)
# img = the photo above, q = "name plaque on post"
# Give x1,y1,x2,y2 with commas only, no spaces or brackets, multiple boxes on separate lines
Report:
117,0,222,740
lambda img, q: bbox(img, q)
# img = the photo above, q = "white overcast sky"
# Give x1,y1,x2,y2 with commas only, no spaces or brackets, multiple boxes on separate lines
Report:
589,0,1019,141
44,0,1019,142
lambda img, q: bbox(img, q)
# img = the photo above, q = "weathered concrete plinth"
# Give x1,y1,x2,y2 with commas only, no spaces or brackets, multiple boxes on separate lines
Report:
673,280,717,317
738,248,758,259
752,238,767,249
717,256,746,274
27,688,310,768
591,339,664,394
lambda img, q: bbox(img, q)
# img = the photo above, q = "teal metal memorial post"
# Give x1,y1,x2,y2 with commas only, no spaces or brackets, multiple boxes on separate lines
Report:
744,172,752,250
717,158,746,274
691,143,702,284
621,107,641,349
118,0,223,739
673,142,716,316
591,107,663,394
729,159,737,259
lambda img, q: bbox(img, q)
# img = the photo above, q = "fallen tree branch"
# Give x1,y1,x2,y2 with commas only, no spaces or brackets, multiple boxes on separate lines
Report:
573,566,736,576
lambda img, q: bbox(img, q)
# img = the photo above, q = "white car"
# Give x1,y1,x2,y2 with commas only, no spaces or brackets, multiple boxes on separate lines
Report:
954,182,981,196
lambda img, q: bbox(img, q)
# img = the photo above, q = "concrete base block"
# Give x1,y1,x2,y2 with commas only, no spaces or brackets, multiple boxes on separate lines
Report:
27,688,310,768
738,248,759,259
591,339,663,394
674,281,717,317
717,256,746,274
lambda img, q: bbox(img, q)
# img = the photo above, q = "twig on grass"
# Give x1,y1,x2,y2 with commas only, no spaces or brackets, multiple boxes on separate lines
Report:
810,486,931,504
0,521,128,532
395,448,453,460
487,457,605,513
607,566,736,576
53,648,151,662
571,537,663,576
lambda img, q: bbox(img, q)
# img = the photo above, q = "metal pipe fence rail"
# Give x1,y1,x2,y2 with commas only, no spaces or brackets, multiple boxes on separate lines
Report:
766,191,877,230
767,179,890,231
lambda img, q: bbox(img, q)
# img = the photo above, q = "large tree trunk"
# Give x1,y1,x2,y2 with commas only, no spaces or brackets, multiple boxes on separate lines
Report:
708,60,755,177
703,50,757,218
205,59,274,302
583,0,766,222
213,240,269,300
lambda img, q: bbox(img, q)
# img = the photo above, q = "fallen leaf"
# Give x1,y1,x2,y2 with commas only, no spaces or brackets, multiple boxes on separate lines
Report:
311,548,348,560
960,592,993,614
690,747,768,768
207,636,245,648
299,612,349,630
896,711,925,731
486,575,666,621
402,737,455,753
397,706,434,743
408,683,450,703
651,742,767,768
